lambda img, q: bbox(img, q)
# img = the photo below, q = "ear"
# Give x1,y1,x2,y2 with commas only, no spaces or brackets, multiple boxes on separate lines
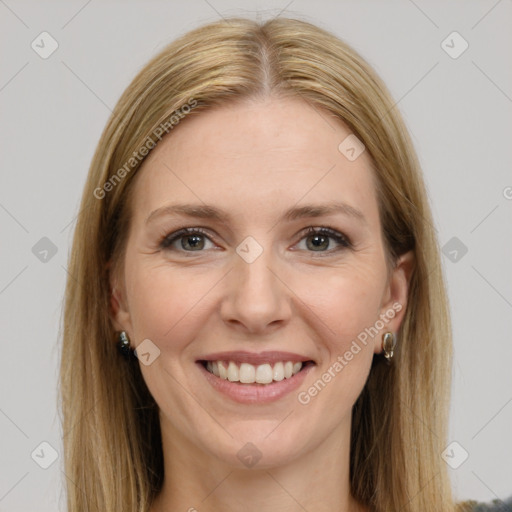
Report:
108,260,133,334
374,250,415,355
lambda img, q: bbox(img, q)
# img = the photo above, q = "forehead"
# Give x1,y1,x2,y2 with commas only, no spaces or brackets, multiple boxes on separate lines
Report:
130,95,380,228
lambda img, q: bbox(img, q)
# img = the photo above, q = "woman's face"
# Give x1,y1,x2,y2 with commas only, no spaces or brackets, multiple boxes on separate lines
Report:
111,95,412,469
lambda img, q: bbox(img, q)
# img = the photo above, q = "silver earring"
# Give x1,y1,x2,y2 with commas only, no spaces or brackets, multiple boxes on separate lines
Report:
382,332,397,361
117,331,135,359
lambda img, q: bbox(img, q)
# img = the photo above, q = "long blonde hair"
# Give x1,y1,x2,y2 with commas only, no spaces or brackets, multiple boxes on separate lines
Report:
60,16,459,511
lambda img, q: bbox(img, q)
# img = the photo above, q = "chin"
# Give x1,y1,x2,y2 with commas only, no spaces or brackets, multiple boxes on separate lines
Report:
200,422,315,471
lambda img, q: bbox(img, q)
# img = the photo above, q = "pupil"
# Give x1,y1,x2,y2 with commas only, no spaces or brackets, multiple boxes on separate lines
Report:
184,235,203,250
309,235,328,250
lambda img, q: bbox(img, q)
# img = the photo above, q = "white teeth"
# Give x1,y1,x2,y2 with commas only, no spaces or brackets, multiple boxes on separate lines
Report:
205,360,305,384
255,363,273,384
227,361,239,382
239,363,255,383
218,361,228,379
273,362,285,381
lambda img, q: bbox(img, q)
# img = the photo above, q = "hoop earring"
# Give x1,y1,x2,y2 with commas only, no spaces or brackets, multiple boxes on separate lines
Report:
382,332,397,362
117,331,135,359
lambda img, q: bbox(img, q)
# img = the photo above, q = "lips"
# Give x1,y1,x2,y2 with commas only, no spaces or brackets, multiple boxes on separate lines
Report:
196,350,316,404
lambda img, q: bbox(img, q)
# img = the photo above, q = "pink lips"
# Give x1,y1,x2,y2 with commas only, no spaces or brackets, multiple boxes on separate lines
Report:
196,351,315,404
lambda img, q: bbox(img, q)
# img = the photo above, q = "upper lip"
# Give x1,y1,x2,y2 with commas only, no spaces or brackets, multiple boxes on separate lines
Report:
197,351,315,365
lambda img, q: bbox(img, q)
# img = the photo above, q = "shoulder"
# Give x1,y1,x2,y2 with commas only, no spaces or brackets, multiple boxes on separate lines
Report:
457,495,512,511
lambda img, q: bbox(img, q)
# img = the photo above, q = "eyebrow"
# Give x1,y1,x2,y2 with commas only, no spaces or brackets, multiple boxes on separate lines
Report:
145,201,367,226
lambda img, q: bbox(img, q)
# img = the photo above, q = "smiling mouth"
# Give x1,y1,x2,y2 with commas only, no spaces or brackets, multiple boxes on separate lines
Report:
199,360,316,385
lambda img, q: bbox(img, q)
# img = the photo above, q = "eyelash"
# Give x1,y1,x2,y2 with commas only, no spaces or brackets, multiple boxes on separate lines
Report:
159,226,352,255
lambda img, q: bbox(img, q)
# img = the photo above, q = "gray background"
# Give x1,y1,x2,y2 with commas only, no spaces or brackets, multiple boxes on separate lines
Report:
1,1,511,510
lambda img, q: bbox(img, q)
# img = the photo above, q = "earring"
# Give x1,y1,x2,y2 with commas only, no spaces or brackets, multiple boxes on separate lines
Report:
117,331,135,359
382,332,397,362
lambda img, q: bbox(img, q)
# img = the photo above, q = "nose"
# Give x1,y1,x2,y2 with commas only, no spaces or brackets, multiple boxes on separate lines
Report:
220,244,292,335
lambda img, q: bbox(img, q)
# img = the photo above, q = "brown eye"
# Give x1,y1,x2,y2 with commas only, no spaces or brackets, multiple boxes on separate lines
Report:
297,227,351,253
160,228,214,252
179,234,205,251
306,233,330,251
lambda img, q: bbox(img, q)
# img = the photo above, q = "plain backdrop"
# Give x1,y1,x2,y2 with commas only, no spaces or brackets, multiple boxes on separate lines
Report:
1,1,511,510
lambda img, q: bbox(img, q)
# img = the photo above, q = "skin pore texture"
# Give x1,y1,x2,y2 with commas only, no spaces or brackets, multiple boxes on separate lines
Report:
110,95,414,512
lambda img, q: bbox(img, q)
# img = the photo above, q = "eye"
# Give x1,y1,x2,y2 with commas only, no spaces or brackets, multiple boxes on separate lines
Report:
159,227,216,252
295,227,352,253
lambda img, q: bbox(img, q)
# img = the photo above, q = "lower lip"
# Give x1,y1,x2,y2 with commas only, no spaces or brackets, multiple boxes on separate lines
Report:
197,362,315,404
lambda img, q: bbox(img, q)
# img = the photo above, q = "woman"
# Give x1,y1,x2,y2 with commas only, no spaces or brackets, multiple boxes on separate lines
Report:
59,16,503,512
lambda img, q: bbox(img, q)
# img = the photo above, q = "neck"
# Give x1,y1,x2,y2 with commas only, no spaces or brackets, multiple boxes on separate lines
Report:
151,414,367,512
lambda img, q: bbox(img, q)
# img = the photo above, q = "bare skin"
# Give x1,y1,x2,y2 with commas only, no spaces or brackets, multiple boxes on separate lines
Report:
111,95,414,512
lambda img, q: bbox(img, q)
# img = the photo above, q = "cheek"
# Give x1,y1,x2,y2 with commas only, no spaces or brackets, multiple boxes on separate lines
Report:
331,279,382,339
292,269,383,430
295,260,386,347
124,258,218,349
